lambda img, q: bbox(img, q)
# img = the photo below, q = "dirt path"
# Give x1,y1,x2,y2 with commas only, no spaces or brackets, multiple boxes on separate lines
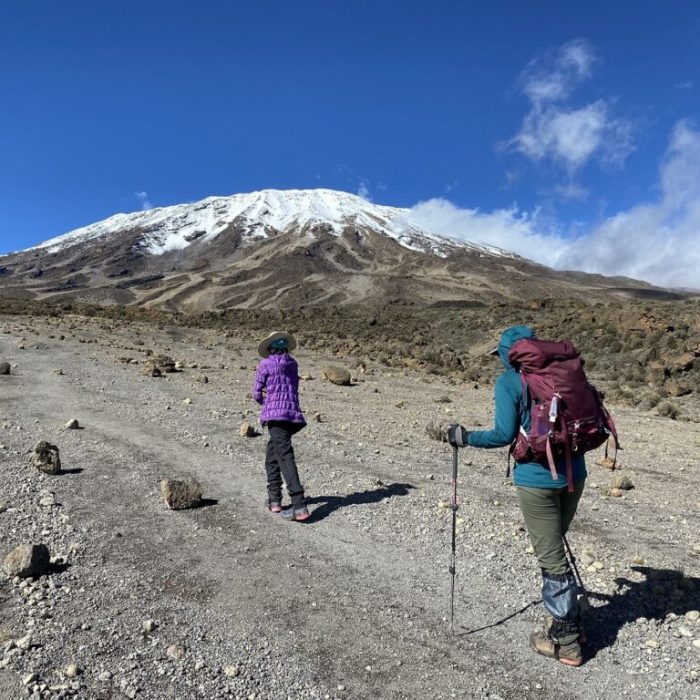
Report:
1,315,699,699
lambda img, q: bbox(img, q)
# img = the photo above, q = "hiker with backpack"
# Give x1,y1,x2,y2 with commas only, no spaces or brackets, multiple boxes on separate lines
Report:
253,331,310,522
447,325,617,666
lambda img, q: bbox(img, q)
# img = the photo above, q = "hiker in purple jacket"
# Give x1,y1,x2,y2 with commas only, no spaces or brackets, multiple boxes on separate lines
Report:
253,331,310,522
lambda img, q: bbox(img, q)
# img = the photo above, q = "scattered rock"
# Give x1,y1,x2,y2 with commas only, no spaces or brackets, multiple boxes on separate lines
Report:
425,420,448,442
240,422,256,438
314,412,324,423
301,373,314,381
143,620,156,634
32,441,61,475
609,488,623,498
2,543,51,578
686,610,700,622
611,474,634,491
38,493,56,508
322,366,351,386
97,671,113,682
64,664,78,678
166,644,186,662
182,398,192,405
160,477,203,510
580,552,595,567
64,418,80,430
16,633,33,650
141,363,162,377
223,665,240,678
595,456,617,470
0,362,10,375
152,355,176,372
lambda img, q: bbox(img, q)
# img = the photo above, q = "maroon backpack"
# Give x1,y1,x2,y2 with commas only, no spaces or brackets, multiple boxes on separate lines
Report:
507,338,619,492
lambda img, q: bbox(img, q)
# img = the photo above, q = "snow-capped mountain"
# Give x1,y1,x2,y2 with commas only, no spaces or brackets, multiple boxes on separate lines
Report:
23,189,508,259
0,188,656,311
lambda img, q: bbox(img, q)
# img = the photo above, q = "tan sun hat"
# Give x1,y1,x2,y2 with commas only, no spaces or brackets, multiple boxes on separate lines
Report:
257,331,297,358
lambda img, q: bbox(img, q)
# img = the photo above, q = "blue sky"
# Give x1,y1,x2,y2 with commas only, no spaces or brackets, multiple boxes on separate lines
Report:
1,1,699,286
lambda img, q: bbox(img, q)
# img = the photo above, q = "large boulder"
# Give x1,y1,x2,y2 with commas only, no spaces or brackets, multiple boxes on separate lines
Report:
2,543,51,578
322,366,351,386
160,477,203,510
32,441,61,475
0,362,10,375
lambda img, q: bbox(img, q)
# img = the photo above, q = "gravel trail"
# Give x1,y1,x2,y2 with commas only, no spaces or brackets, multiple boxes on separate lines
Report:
1,315,699,699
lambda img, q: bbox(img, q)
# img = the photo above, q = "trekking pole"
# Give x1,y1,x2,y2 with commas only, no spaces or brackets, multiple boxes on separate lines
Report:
563,534,590,612
449,443,459,632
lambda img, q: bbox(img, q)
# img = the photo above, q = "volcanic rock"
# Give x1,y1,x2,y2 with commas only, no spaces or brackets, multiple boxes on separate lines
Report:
2,543,51,578
322,366,351,386
160,477,203,510
32,441,61,475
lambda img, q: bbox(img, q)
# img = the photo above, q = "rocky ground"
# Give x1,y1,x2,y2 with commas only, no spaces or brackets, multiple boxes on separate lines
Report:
0,313,699,700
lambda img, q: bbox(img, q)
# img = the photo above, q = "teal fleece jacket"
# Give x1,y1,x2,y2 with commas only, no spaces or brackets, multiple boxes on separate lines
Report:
467,325,586,488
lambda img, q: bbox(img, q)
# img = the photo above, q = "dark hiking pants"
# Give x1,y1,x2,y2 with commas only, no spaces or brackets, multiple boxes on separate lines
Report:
265,421,305,507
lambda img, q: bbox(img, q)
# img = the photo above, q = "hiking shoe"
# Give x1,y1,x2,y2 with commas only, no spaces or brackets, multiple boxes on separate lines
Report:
544,614,587,645
281,505,311,522
530,629,582,667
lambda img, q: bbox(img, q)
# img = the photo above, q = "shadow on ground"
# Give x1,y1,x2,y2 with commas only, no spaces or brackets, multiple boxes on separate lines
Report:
585,566,700,659
307,482,415,522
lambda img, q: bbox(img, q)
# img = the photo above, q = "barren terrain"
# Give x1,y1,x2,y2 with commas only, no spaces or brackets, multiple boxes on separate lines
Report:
1,314,699,700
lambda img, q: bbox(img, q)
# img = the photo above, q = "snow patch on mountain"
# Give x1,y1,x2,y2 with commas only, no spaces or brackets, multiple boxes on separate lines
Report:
19,189,513,259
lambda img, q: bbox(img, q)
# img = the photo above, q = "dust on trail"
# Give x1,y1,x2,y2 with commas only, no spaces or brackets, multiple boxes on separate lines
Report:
0,314,699,700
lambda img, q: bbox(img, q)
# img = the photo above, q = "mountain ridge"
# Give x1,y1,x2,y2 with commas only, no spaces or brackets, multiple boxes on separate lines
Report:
0,188,675,311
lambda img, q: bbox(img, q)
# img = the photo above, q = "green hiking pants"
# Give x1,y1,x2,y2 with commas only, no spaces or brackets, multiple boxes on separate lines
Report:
516,481,585,575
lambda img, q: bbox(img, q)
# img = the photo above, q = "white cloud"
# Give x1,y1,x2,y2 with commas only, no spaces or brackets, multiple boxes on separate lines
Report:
408,199,558,257
519,39,596,106
510,40,635,176
357,180,371,201
555,120,700,288
410,121,700,289
553,181,588,200
135,191,153,210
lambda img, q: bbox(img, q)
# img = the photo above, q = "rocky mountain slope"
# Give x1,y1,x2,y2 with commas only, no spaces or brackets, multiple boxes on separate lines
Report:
0,189,672,312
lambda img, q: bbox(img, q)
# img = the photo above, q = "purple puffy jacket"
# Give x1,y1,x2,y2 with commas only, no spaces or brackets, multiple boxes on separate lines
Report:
252,353,306,425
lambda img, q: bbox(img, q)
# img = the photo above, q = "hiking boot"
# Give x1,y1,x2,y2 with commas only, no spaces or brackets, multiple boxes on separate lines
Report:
268,501,282,513
281,505,310,522
544,614,587,645
530,629,582,666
